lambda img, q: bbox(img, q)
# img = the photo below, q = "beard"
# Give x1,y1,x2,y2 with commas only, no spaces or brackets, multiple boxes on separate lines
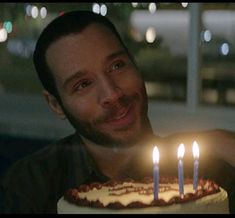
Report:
61,91,152,148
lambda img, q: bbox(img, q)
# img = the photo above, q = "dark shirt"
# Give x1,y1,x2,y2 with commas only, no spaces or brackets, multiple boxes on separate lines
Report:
0,133,109,213
0,133,235,213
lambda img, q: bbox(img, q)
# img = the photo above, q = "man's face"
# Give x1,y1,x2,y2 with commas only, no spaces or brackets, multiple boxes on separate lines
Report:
46,23,151,147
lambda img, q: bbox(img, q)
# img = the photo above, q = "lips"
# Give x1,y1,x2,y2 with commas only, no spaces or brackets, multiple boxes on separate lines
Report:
104,103,135,129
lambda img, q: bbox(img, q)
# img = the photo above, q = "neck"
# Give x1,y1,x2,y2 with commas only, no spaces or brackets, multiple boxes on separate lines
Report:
80,133,154,179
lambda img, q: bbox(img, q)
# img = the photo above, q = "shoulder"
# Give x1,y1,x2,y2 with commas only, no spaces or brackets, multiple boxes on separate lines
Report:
0,133,85,213
1,133,82,184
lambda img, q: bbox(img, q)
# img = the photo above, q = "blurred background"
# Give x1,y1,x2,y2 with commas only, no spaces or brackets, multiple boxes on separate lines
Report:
0,3,235,176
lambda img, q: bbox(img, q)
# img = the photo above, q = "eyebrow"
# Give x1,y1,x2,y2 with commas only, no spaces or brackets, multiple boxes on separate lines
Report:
106,49,127,61
63,49,128,90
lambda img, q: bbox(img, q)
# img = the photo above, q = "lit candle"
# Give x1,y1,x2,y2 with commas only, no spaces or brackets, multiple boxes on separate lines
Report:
177,143,185,198
152,146,159,200
193,141,200,191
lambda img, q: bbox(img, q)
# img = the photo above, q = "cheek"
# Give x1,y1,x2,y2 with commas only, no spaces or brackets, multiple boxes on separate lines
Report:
63,98,98,122
127,76,148,107
120,75,146,96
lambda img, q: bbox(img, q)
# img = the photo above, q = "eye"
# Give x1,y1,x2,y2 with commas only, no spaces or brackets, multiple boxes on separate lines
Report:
75,80,92,91
110,60,125,72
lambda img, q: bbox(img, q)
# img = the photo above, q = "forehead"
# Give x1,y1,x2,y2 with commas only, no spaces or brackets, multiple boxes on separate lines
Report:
45,23,124,77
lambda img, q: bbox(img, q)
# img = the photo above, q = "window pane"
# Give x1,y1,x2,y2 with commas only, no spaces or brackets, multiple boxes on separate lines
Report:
200,3,235,107
128,3,188,102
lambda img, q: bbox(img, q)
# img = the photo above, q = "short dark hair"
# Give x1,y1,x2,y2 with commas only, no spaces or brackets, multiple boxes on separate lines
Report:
33,10,130,98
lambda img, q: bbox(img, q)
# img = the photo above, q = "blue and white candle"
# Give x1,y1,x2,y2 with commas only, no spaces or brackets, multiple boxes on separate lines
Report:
177,143,185,198
193,141,200,191
153,146,159,200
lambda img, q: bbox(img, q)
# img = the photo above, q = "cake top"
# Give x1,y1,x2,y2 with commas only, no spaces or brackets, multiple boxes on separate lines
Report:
64,177,221,209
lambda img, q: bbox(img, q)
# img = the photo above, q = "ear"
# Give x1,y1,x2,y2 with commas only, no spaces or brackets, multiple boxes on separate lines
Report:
43,90,66,120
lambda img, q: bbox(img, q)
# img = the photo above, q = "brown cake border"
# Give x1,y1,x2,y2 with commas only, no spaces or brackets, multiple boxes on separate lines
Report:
64,177,220,209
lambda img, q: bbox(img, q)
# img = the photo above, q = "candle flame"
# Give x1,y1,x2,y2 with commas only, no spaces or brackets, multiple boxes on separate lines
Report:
193,141,199,159
177,143,185,159
153,146,159,164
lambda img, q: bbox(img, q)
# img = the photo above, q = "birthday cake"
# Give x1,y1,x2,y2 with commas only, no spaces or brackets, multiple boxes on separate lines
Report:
57,177,229,214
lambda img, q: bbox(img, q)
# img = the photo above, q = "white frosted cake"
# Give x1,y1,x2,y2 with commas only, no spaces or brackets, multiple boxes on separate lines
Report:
57,177,229,214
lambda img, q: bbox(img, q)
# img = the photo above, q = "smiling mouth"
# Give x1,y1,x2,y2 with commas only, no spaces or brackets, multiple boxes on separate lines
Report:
104,103,135,129
110,106,130,120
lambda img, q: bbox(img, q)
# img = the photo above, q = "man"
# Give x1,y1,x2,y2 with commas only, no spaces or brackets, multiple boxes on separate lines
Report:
0,10,235,214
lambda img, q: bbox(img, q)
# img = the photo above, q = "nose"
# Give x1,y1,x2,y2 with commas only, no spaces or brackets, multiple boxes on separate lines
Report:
99,77,124,108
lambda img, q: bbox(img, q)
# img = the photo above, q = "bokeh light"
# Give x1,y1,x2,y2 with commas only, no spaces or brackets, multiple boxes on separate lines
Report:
220,43,229,56
146,27,156,43
100,4,107,16
31,6,39,19
40,7,47,19
149,3,157,14
92,3,100,14
0,28,8,42
3,21,13,33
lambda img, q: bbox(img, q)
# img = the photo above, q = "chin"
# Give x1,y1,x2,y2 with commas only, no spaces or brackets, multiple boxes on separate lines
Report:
108,128,147,147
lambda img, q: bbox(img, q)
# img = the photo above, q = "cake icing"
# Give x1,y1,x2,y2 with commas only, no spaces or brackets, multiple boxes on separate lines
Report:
57,177,229,214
